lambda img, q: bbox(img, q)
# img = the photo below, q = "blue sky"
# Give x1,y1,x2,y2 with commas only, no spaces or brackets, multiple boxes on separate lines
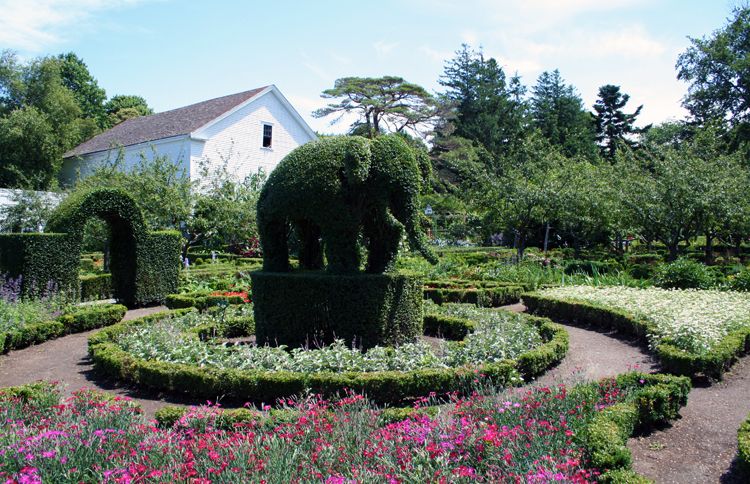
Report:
0,0,738,133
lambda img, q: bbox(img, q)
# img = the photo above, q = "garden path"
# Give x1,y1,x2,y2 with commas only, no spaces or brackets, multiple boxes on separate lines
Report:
0,306,199,418
507,302,750,483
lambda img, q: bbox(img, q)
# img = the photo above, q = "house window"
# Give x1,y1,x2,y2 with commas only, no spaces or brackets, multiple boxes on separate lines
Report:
262,124,272,148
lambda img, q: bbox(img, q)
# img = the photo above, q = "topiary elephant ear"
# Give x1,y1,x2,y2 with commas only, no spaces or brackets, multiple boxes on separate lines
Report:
340,136,372,186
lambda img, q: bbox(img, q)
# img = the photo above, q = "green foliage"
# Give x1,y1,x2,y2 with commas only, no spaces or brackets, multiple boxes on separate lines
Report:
79,273,112,300
530,69,597,160
739,412,750,473
252,271,423,349
103,94,152,127
43,188,180,306
313,76,441,138
524,292,750,379
0,303,125,352
423,280,524,307
0,233,80,298
0,189,57,233
439,44,527,159
258,135,435,274
594,85,649,159
57,52,107,126
88,307,566,405
653,258,715,289
730,268,750,291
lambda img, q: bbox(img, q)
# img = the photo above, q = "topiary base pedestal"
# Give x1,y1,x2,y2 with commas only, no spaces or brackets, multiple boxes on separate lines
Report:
251,271,423,349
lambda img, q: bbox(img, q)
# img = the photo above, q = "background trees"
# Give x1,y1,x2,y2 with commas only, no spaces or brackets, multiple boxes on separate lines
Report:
593,84,649,160
0,50,152,190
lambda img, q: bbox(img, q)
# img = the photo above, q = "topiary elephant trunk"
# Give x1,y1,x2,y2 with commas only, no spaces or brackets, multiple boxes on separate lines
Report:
257,134,436,274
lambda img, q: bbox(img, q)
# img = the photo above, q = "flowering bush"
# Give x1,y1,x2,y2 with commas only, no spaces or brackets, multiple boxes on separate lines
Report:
210,290,251,303
538,286,750,354
0,377,650,483
0,275,67,334
113,305,543,373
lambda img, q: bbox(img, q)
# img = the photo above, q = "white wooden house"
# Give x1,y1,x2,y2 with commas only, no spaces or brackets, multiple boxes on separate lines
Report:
61,85,317,184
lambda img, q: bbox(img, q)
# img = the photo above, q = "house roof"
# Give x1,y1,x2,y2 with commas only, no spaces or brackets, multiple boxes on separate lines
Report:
64,86,269,158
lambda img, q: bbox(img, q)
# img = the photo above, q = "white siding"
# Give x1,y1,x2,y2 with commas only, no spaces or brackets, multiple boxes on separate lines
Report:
190,90,313,181
60,136,191,186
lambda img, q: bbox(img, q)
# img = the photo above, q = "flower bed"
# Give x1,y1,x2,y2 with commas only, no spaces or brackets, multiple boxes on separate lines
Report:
524,286,750,378
0,372,689,482
88,306,568,405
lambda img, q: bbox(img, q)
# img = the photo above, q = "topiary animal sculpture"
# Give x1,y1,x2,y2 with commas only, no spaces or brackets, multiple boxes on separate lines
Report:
257,135,437,273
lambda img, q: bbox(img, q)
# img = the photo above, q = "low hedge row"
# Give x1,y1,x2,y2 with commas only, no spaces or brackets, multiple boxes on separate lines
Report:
423,286,524,307
585,372,690,482
740,412,750,473
165,292,247,310
80,273,112,301
88,310,568,405
523,293,750,379
1,304,126,353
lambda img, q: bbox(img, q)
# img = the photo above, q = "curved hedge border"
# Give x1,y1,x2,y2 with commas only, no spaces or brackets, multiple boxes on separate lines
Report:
739,412,750,473
88,309,568,405
1,304,126,353
523,292,750,379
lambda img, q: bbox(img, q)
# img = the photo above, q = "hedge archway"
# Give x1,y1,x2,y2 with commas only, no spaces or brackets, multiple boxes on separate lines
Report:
0,188,181,308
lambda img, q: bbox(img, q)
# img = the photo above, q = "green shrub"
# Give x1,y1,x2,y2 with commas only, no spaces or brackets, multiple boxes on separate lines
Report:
730,268,750,291
627,253,662,265
0,233,80,299
739,412,750,473
628,264,654,280
88,309,567,405
564,259,619,276
80,273,112,300
165,291,247,311
1,304,126,352
252,271,423,349
653,258,715,289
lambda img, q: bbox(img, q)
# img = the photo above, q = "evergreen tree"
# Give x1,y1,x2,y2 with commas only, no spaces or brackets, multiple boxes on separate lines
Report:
439,44,527,160
593,84,649,160
530,69,597,159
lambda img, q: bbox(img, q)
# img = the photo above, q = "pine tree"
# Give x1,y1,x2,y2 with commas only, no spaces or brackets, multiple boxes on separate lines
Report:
593,84,649,160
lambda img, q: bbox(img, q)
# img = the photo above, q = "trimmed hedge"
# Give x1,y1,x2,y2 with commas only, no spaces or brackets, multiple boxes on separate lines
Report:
0,233,80,298
739,412,750,473
584,372,690,481
1,304,126,353
523,292,750,379
252,271,424,349
80,273,112,300
88,309,568,405
423,286,523,307
165,291,247,311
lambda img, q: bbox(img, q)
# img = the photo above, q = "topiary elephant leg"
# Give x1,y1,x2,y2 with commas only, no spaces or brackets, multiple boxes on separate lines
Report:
295,220,323,270
260,217,290,272
365,212,404,273
322,225,361,273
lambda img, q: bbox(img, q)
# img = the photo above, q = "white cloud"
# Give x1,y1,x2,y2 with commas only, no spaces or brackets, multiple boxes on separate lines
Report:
373,40,399,57
0,0,147,51
419,45,452,63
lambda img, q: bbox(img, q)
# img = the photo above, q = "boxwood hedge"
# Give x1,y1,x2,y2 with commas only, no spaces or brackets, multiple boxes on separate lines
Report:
80,273,112,300
1,303,126,353
88,308,568,405
523,292,750,379
740,412,750,473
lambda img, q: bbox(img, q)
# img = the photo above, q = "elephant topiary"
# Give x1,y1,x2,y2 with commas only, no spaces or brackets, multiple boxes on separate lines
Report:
257,135,436,273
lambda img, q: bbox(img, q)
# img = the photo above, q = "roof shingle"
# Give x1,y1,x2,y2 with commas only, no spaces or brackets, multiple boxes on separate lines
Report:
64,86,269,158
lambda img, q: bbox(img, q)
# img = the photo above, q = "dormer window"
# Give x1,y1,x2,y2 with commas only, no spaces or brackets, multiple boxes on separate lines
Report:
262,124,273,148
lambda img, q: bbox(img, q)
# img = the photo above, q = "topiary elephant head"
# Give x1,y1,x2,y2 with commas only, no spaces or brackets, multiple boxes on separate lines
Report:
257,134,437,273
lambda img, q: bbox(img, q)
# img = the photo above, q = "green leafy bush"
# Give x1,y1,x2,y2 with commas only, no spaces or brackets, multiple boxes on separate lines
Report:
654,258,715,289
730,268,750,291
739,412,750,473
80,273,112,300
252,271,423,349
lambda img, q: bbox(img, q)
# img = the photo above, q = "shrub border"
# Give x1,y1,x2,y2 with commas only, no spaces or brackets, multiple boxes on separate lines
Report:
1,304,126,353
739,412,750,474
88,309,568,405
523,292,750,379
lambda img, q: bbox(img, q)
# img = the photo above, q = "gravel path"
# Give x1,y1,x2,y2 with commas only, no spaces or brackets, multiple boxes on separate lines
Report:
0,306,198,418
510,302,750,483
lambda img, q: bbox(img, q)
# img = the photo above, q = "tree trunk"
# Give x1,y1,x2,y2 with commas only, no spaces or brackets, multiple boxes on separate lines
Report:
103,241,110,273
667,243,679,262
516,233,526,262
543,222,551,256
704,232,714,265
